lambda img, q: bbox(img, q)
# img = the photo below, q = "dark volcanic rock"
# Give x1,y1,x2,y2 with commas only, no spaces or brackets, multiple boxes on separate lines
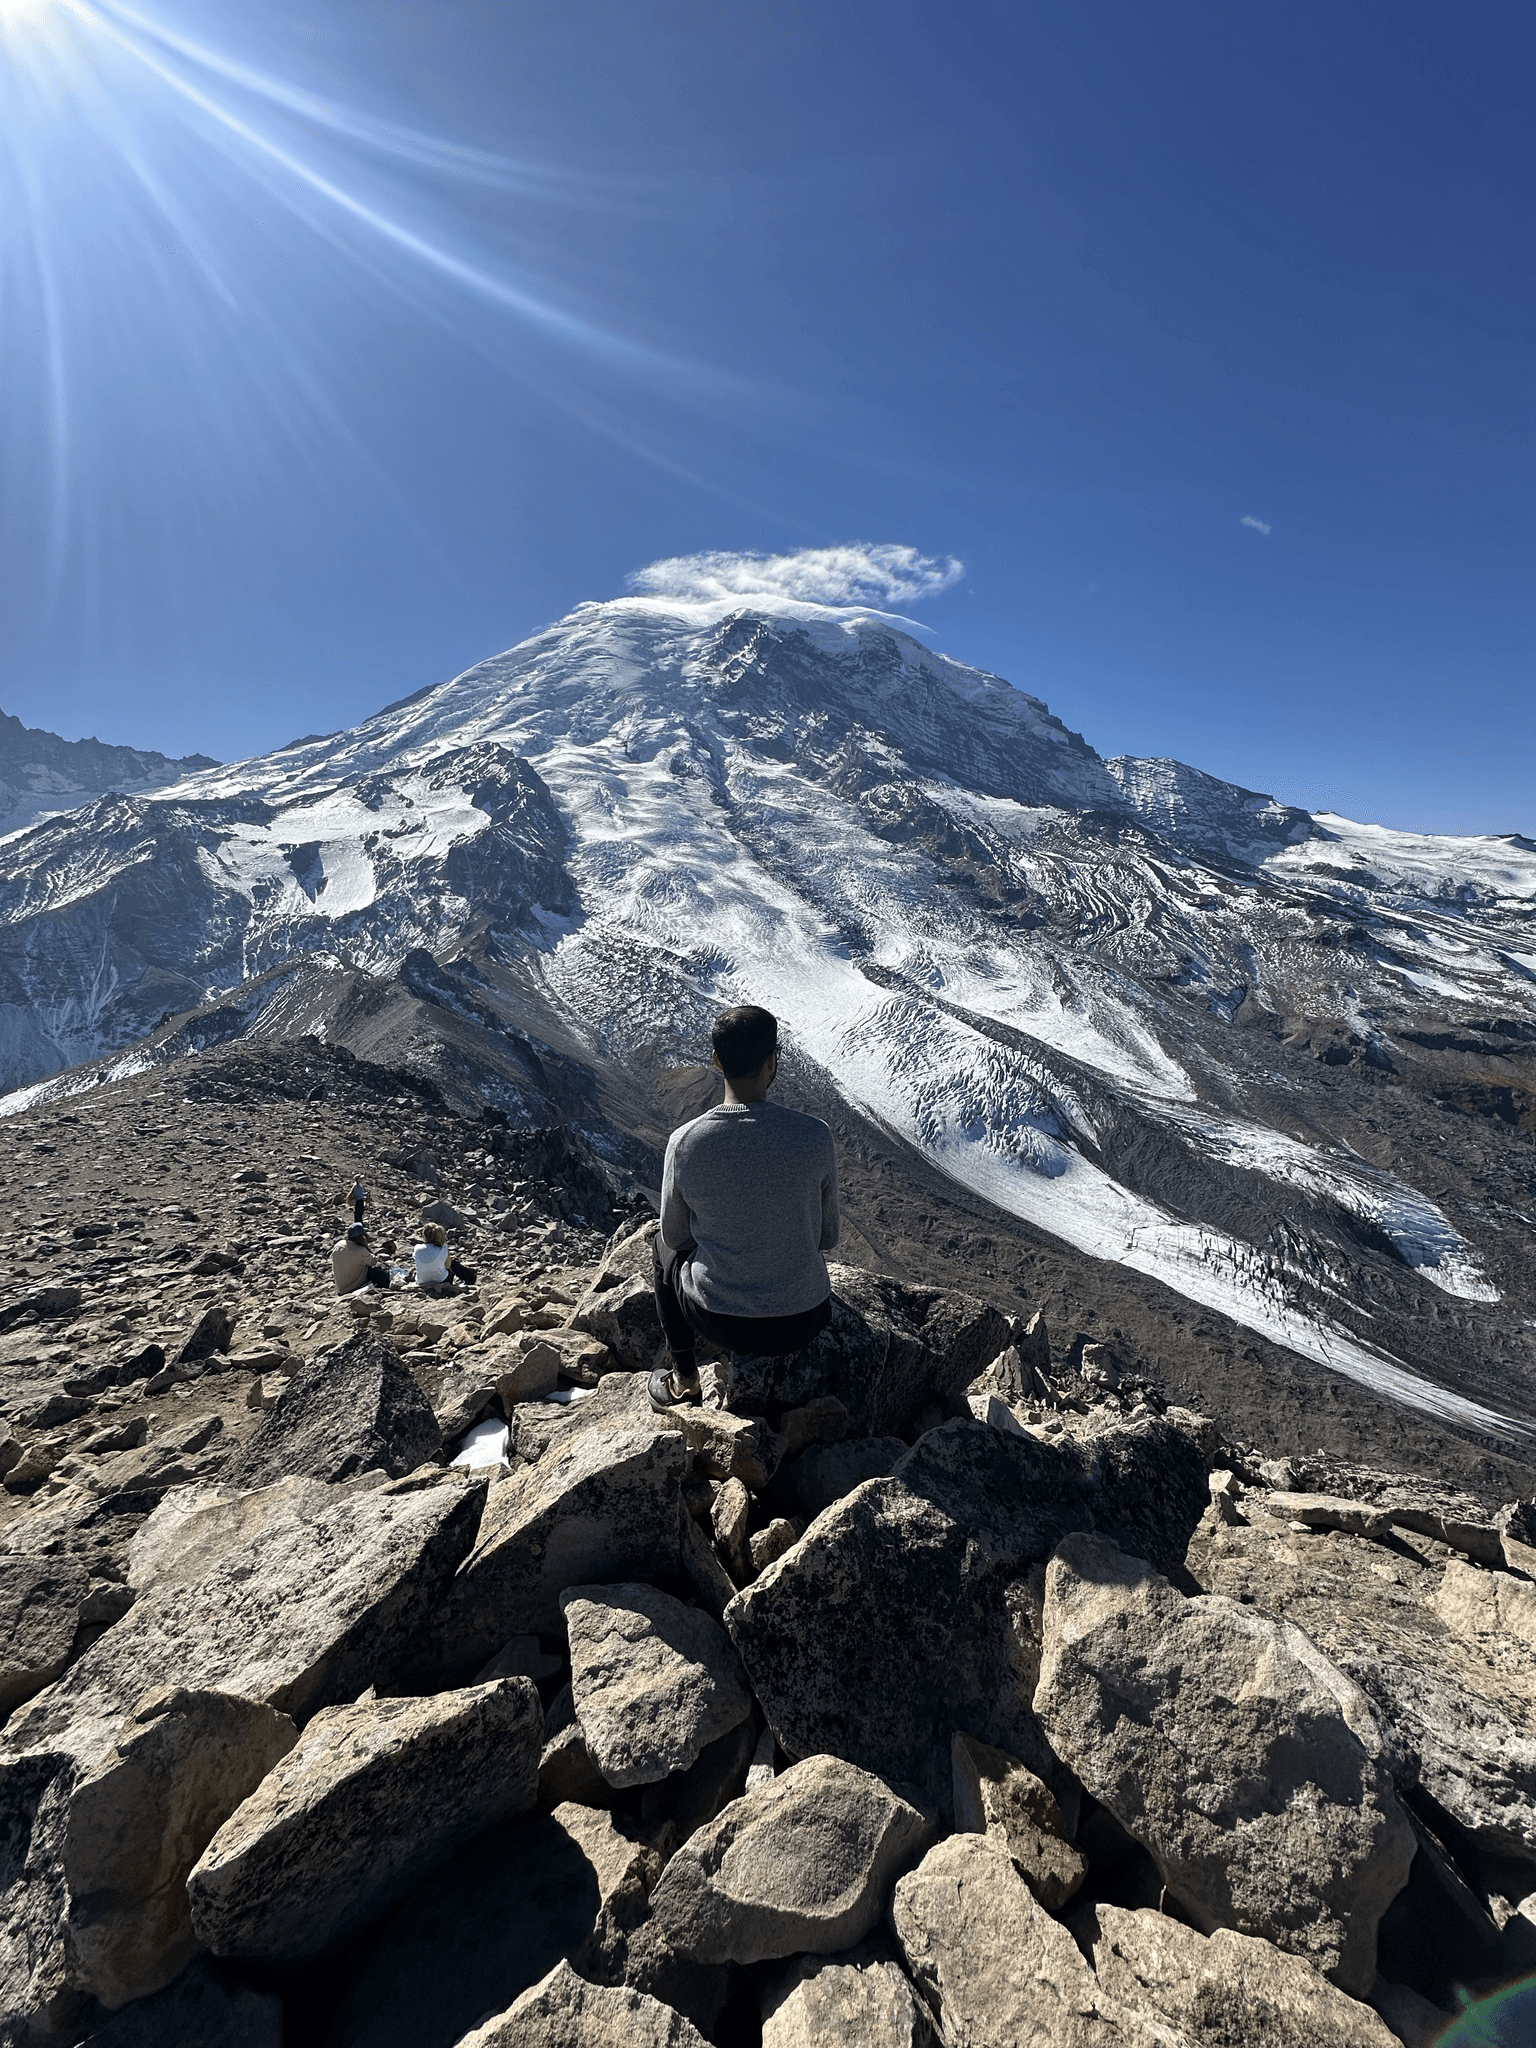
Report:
220,1329,443,1490
725,1416,1208,1813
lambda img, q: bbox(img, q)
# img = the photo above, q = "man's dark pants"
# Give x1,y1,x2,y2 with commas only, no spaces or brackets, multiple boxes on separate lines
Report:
652,1237,831,1371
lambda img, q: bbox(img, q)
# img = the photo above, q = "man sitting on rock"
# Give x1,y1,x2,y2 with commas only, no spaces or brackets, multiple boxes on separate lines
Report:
650,1003,839,1412
332,1222,390,1296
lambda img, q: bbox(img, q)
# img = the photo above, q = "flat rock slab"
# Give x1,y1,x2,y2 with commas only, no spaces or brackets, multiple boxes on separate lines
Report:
444,1422,686,1656
726,1416,1207,1813
458,1958,708,2048
1188,1510,1536,1859
561,1583,753,1788
1089,1902,1402,2048
648,1754,928,1965
188,1677,542,1962
0,1553,89,1714
63,1686,298,2008
3,1476,484,1769
762,1956,936,2048
220,1327,443,1490
1034,1533,1414,1994
892,1833,1167,2048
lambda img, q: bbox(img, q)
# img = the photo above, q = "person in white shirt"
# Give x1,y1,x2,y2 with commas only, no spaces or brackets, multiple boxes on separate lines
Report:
413,1221,476,1291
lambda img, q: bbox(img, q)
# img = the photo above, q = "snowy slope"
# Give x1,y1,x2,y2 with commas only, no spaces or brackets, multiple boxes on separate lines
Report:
2,593,1534,1433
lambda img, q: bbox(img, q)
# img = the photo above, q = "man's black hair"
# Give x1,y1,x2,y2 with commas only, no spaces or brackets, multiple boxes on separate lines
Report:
711,1004,778,1081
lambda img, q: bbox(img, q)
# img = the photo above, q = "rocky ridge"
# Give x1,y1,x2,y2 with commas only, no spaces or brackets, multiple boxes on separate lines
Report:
0,1044,1533,2045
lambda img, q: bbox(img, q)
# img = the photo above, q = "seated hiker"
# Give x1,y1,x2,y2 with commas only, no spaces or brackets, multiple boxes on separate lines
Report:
413,1221,477,1292
651,1003,839,1412
331,1222,390,1296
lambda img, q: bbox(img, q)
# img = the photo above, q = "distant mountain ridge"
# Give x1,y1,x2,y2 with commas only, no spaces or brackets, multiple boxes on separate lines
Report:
0,706,218,836
0,592,1532,1444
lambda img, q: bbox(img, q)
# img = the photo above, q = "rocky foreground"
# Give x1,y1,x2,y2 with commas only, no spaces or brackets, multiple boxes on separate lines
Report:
1,1049,1535,2046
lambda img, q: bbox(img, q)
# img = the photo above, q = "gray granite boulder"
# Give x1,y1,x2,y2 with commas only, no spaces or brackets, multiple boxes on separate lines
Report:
0,1554,89,1715
62,1686,297,2007
443,1424,686,1660
561,1584,753,1789
457,1959,707,2048
647,1755,928,1965
187,1677,541,1961
1034,1533,1414,1994
219,1328,443,1490
951,1730,1086,1911
761,1956,936,2048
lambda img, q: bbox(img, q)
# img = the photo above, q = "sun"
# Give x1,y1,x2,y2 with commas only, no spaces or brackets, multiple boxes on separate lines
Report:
0,0,62,33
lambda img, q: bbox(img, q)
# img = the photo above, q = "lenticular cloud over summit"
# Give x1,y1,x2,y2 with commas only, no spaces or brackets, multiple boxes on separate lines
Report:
628,542,965,610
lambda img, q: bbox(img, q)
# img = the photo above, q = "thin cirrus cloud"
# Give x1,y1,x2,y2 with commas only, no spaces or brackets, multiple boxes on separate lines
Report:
629,543,966,611
1239,515,1273,536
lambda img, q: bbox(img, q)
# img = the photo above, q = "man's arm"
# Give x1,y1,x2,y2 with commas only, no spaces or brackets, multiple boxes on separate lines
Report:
659,1132,696,1256
818,1134,841,1252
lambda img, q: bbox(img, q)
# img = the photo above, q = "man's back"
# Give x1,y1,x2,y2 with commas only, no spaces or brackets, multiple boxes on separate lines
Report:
661,1099,838,1320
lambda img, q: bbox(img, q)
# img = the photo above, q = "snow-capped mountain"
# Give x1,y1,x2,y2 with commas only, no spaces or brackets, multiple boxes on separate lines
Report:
0,708,217,836
2,592,1534,1440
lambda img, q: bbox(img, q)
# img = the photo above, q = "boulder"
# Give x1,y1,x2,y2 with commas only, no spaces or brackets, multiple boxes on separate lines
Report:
327,1807,664,2048
77,1955,283,2048
219,1328,443,1490
61,1687,298,2007
496,1341,562,1406
175,1305,236,1366
643,1716,758,1840
1033,1532,1414,1994
442,1423,686,1660
572,1274,665,1374
1088,1903,1402,2047
749,1519,798,1575
724,1268,1010,1437
1269,1492,1393,1538
647,1755,928,1965
125,1477,328,1594
725,1418,1207,1813
187,1677,542,1962
761,1956,936,2048
1187,1507,1536,1858
70,1413,228,1503
655,1408,784,1491
561,1584,753,1789
3,1476,484,1769
0,1751,87,2048
951,1731,1086,1910
1434,1558,1536,1649
711,1479,751,1583
410,1355,500,1439
778,1396,849,1460
0,1554,89,1714
456,1959,708,2048
680,1509,738,1623
891,1832,1164,2048
539,1721,612,1810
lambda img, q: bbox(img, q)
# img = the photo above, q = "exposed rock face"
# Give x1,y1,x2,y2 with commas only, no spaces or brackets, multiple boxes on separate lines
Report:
950,1731,1087,1910
187,1677,542,1961
572,1274,666,1375
219,1329,443,1491
0,1555,89,1714
1187,1508,1536,1857
61,1686,297,2007
1088,1903,1402,2047
124,1476,328,1594
561,1584,753,1789
443,1424,687,1658
0,1751,85,2048
726,1417,1208,1813
891,1833,1165,2048
647,1755,929,1965
1434,1556,1536,1649
1033,1533,1414,1994
2,1477,484,1768
761,1955,936,2048
457,1959,708,2048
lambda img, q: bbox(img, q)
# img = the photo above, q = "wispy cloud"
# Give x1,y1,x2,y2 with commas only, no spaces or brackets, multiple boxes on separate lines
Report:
630,543,965,610
1239,515,1273,536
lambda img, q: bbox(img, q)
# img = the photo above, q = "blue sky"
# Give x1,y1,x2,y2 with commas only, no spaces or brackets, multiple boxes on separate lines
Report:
1,1,1530,834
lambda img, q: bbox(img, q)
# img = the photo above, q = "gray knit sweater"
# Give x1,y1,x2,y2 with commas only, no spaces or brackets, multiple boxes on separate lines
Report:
660,1100,840,1319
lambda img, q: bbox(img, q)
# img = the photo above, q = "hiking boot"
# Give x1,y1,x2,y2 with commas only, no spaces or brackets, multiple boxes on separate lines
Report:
649,1366,703,1412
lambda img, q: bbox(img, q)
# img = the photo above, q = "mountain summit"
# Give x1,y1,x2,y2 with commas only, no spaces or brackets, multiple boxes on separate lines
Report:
1,591,1533,1440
